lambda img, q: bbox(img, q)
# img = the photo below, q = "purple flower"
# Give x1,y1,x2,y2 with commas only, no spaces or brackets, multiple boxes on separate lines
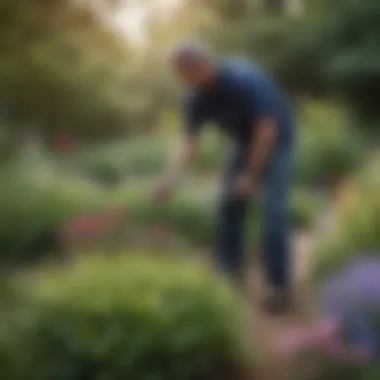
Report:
319,253,380,357
320,254,380,320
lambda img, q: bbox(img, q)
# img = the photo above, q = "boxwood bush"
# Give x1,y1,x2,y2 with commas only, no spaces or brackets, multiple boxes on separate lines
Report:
0,255,251,380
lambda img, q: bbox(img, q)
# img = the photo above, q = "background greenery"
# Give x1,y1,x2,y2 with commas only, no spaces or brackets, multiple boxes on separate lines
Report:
0,0,379,379
0,255,251,380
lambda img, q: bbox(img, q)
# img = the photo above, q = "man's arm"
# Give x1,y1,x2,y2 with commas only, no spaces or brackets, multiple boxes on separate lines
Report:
152,92,206,202
163,92,207,183
161,133,199,186
242,75,279,180
152,133,199,202
245,117,277,179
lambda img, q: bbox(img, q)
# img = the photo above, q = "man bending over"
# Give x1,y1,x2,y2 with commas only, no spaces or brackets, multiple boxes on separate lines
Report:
152,41,294,314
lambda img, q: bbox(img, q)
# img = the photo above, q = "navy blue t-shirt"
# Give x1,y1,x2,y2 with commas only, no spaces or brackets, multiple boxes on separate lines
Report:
183,58,293,148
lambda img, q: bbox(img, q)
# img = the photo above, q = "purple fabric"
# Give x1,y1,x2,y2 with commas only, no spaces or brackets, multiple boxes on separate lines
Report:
320,254,380,354
321,254,380,313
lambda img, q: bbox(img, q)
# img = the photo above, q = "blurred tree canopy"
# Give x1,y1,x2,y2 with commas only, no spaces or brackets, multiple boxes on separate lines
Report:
322,0,380,126
1,0,379,151
0,0,163,148
204,0,380,131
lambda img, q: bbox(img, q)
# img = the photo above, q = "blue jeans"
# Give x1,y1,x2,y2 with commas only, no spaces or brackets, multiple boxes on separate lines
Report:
215,142,292,288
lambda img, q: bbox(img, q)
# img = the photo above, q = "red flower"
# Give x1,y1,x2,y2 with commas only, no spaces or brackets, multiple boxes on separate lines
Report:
57,207,126,245
53,133,75,152
149,224,172,241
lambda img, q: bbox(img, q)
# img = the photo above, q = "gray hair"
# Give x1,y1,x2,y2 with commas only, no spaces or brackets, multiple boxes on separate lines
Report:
169,40,213,65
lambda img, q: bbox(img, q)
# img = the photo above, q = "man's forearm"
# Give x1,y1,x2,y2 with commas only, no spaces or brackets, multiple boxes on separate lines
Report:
245,117,277,179
163,135,198,184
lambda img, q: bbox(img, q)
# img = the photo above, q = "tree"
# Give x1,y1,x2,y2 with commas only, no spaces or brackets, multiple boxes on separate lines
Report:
0,0,156,149
320,0,380,128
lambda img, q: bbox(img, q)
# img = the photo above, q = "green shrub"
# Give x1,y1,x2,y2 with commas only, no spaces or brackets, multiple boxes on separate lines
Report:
194,131,224,175
313,159,380,280
210,13,329,96
314,199,380,280
113,182,220,247
290,188,323,230
72,137,170,186
113,182,320,247
212,0,380,130
73,115,365,191
294,102,365,188
0,255,251,380
72,131,223,186
0,169,106,264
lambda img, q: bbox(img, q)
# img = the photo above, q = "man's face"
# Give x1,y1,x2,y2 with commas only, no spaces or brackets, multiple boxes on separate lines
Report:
172,59,213,88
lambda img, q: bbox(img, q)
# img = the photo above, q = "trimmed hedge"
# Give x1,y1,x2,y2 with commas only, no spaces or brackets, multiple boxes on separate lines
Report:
0,255,251,380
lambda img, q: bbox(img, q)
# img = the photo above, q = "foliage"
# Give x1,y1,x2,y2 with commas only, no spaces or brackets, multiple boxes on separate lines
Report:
113,182,320,247
0,161,106,264
294,102,365,187
320,0,380,127
0,254,251,380
313,154,380,280
74,102,364,190
290,188,322,230
72,131,224,186
205,0,380,130
205,9,330,97
0,0,169,147
314,204,380,280
72,137,170,186
0,141,320,264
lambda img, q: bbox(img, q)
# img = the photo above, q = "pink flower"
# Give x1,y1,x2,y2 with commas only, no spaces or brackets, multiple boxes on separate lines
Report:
57,207,126,245
277,328,314,358
149,224,172,242
53,133,75,152
276,319,340,359
315,318,340,344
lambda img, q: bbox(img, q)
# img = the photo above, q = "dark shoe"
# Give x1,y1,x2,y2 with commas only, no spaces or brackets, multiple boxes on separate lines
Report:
261,288,293,315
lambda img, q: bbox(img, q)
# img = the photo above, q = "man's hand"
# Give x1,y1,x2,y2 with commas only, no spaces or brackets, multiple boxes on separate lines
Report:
151,176,176,204
232,171,256,198
151,134,198,204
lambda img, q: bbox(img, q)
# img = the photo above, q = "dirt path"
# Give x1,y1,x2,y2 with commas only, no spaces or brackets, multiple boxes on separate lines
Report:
247,210,335,380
